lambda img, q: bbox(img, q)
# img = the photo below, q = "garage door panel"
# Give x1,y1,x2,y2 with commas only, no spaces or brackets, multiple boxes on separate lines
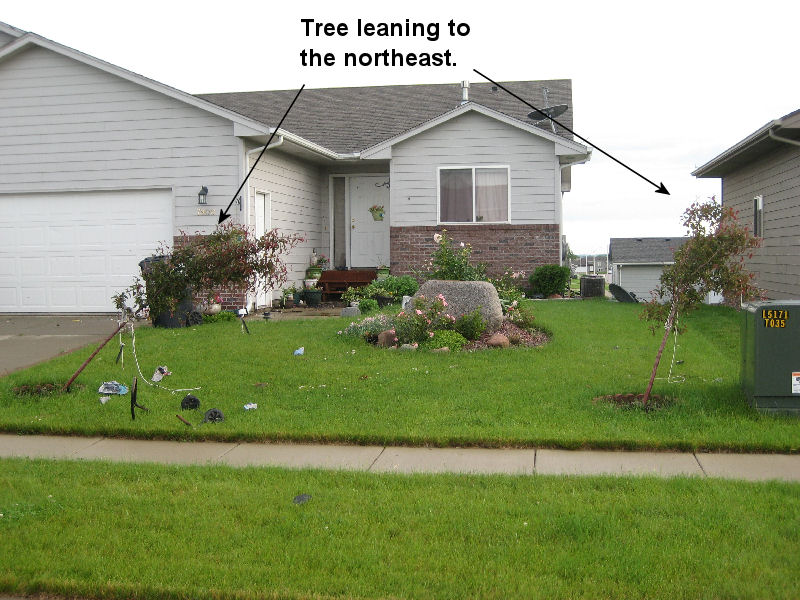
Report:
0,189,173,312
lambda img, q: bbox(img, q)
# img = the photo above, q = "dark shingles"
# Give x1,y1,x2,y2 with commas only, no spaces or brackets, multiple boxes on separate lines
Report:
196,80,573,154
609,237,689,264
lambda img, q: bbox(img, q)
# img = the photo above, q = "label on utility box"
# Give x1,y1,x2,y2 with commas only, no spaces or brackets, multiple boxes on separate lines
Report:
793,372,800,395
762,309,788,328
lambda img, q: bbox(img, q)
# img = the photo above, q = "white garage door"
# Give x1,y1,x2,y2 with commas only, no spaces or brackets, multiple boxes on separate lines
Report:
0,189,173,312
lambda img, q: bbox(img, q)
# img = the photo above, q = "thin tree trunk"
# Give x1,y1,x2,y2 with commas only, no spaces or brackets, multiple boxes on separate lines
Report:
643,301,677,406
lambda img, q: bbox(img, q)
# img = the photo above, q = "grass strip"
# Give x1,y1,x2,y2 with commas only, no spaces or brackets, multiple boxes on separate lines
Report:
1,458,799,599
1,301,798,452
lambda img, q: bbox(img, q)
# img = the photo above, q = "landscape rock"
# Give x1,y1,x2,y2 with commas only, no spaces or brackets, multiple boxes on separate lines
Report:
431,347,450,353
486,333,510,348
341,306,361,317
413,280,503,331
400,344,417,351
377,330,396,347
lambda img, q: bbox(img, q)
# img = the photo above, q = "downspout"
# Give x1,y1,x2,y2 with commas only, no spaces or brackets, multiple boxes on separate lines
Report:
768,125,800,147
244,134,285,224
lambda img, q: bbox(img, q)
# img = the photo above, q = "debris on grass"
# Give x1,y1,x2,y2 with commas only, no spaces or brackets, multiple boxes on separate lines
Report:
13,382,85,396
594,393,674,411
293,347,305,356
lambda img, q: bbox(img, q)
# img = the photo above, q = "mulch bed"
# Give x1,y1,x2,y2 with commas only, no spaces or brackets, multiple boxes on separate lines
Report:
594,393,673,410
463,322,550,351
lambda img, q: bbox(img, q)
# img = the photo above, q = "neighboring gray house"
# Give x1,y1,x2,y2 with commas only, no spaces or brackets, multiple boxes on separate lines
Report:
0,22,590,313
692,109,800,300
608,237,688,300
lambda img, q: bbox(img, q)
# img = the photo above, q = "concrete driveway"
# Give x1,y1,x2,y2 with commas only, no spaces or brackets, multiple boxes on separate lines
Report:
0,315,124,376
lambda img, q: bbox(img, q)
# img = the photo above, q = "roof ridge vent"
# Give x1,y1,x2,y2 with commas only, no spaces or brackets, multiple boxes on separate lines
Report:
460,80,470,105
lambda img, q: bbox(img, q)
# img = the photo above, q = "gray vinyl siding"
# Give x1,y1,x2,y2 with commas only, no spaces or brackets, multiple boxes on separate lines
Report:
245,147,324,288
0,31,16,47
389,111,557,226
722,143,800,299
0,45,241,234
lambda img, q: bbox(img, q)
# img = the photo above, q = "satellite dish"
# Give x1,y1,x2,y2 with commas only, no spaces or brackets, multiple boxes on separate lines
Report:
528,104,568,122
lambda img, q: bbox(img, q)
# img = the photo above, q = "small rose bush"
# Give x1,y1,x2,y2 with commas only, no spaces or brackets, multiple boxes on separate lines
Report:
490,268,527,314
393,294,456,344
415,230,486,281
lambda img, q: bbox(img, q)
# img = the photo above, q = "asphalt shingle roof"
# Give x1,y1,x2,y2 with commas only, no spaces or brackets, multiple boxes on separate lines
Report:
196,80,573,154
609,237,689,264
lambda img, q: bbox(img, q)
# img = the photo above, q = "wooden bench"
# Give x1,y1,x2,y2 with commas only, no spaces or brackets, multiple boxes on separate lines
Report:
318,270,377,302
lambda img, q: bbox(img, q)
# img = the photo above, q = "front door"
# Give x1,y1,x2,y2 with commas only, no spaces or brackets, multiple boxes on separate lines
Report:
349,175,390,268
254,191,271,308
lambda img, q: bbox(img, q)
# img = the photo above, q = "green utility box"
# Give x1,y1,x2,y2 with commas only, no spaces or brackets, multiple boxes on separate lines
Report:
741,300,800,414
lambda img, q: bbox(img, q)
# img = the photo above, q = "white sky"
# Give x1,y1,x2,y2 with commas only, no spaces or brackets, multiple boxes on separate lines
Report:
3,0,798,254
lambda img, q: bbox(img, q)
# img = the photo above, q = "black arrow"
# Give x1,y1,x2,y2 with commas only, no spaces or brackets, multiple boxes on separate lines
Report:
473,70,669,196
219,85,306,224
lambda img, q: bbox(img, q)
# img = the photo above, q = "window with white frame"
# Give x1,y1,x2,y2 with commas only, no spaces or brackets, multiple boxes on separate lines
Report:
438,166,509,223
753,195,763,237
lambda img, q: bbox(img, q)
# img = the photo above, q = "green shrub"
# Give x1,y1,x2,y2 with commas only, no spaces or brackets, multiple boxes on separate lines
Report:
529,265,570,296
506,304,536,330
202,311,238,324
417,230,487,281
454,309,486,341
423,330,468,351
341,286,364,305
379,275,419,298
358,298,379,313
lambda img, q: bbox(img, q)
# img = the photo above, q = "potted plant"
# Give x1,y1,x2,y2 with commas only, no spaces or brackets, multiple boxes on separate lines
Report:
281,287,295,308
371,286,394,307
204,293,222,315
304,283,323,307
306,252,328,279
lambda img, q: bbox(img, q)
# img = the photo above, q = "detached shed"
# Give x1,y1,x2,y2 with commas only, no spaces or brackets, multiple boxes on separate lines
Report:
608,237,688,301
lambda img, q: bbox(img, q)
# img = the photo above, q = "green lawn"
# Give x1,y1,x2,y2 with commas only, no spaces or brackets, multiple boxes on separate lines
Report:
1,300,798,451
1,458,798,600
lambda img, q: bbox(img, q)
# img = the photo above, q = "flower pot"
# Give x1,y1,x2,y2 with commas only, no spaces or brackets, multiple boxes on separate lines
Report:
376,267,390,280
293,292,303,305
304,278,319,289
304,289,322,307
204,303,222,315
306,267,322,279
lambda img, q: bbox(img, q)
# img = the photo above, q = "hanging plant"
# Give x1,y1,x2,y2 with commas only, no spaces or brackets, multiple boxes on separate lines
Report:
369,205,385,221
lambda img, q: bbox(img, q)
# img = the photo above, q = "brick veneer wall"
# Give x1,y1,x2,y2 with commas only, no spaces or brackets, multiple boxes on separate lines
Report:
172,235,248,311
389,225,561,278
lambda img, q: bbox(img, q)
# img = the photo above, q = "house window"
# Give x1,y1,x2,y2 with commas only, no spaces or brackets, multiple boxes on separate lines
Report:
438,166,509,223
753,195,763,237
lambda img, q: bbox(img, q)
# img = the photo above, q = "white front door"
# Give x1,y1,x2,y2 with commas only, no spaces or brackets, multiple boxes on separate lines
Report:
349,176,390,268
254,191,271,308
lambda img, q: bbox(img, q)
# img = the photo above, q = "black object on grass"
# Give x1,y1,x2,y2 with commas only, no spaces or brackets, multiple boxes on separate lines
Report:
130,377,149,420
201,408,224,424
293,494,311,505
181,394,200,410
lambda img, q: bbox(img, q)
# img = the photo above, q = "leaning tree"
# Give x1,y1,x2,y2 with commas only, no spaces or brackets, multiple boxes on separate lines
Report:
640,197,763,405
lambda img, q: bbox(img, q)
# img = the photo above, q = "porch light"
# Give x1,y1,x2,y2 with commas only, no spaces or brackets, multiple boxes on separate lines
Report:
198,186,208,205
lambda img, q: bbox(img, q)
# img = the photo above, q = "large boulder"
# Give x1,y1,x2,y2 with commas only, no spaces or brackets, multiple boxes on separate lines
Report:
413,280,503,331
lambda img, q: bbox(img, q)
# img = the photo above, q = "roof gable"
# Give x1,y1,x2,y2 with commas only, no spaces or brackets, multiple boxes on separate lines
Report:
361,102,589,159
609,237,689,264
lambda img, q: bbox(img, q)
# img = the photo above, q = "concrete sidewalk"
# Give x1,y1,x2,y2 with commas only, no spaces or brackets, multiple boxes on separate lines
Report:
1,434,799,482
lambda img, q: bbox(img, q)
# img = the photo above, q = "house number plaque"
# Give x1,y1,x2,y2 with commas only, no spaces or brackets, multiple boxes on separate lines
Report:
197,208,216,216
